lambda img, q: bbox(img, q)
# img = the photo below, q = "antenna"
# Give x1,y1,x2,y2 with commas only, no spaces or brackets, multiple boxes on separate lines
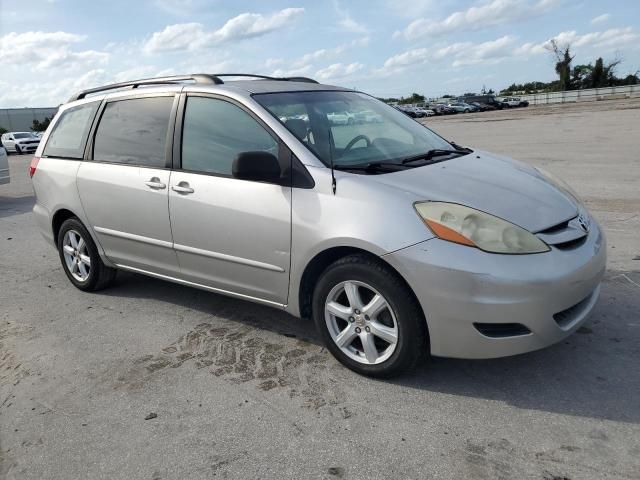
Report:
327,128,337,194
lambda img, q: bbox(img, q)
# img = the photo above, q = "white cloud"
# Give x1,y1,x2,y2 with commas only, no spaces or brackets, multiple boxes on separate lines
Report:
293,37,369,67
0,31,109,70
395,0,560,40
268,37,369,78
334,0,368,33
383,48,429,69
0,68,110,107
153,0,210,16
144,7,305,54
452,35,518,66
384,36,518,69
384,0,438,18
591,13,610,25
315,62,364,81
270,64,314,78
384,35,532,72
526,27,640,54
384,26,640,73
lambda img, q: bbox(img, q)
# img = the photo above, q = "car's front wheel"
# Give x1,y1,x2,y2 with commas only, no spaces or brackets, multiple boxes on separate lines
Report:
57,217,116,291
312,254,427,378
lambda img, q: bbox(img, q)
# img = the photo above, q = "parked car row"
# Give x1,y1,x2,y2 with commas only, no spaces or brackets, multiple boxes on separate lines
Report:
394,106,435,118
393,94,529,119
1,131,41,154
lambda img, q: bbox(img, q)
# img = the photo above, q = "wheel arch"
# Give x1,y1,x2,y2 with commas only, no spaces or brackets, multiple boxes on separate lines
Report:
296,246,427,334
52,208,79,243
50,207,111,265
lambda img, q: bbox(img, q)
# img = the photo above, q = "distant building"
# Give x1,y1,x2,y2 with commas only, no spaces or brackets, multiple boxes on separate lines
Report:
0,107,59,132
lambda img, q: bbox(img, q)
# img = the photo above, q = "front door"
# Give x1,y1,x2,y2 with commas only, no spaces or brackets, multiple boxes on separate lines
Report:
77,94,180,276
169,95,291,305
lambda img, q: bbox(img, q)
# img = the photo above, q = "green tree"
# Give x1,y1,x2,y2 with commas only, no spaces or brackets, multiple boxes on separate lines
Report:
547,39,574,90
31,116,52,132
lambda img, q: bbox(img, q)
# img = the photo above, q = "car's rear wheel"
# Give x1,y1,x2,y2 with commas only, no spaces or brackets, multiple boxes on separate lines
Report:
57,218,116,291
312,254,427,378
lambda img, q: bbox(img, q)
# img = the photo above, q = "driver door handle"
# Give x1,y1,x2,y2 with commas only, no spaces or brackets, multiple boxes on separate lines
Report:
172,181,194,194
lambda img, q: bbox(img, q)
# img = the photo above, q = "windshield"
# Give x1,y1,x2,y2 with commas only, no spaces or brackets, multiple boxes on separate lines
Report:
14,133,33,139
254,91,453,167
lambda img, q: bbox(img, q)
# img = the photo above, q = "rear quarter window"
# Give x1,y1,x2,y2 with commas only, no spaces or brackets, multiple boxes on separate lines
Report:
43,102,99,159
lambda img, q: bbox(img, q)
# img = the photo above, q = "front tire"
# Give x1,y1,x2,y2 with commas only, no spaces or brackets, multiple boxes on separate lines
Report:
15,145,21,154
57,218,116,291
312,254,427,378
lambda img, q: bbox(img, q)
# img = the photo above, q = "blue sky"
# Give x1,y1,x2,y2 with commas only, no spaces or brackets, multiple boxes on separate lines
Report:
0,0,638,106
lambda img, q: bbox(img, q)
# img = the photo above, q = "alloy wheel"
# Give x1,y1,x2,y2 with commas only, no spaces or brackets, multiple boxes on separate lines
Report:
324,280,398,365
62,229,91,282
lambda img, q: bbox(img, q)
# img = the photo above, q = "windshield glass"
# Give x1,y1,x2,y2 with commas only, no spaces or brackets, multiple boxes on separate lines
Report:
14,133,33,139
254,91,453,167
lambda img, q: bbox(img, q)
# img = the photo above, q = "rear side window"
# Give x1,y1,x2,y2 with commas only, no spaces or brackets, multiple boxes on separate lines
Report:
181,96,278,176
43,102,99,159
93,96,174,167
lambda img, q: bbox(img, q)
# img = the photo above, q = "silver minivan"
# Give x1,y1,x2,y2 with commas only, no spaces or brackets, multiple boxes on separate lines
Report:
31,74,605,377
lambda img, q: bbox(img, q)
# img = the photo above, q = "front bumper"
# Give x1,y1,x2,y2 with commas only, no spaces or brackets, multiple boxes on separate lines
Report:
17,143,39,153
384,220,606,359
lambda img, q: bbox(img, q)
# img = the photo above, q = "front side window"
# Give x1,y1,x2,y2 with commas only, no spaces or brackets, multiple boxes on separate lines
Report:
254,91,454,168
93,96,174,167
181,96,278,176
43,103,98,159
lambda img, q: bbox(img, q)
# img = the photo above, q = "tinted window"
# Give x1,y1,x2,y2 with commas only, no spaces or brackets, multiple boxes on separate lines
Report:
181,97,278,175
93,96,173,167
43,103,98,159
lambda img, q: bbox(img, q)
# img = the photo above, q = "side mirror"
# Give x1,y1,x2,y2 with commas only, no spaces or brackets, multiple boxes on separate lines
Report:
232,151,282,184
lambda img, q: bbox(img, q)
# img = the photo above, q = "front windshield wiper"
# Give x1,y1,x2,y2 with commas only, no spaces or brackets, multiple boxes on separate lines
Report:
401,149,467,165
450,141,473,153
334,161,408,172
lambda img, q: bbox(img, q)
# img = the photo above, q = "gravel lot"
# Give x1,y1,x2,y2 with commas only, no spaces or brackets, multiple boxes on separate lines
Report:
1,99,639,480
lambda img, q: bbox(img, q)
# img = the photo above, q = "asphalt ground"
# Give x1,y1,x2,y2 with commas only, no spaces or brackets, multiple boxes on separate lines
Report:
1,98,639,479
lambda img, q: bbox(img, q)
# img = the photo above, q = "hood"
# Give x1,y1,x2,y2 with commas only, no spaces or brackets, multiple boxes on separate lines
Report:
373,150,578,232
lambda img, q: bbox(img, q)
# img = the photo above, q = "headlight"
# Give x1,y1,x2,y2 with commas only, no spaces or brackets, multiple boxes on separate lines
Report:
414,202,550,254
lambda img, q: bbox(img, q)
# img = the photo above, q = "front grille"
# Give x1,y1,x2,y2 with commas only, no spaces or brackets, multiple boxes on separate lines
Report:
537,220,570,234
473,323,532,338
535,215,588,248
553,236,587,250
553,293,593,328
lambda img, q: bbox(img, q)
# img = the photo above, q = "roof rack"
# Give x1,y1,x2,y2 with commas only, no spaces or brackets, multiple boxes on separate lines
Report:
68,73,319,102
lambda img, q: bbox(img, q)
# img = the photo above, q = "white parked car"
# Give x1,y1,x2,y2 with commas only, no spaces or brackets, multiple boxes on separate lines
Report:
354,110,384,123
501,97,528,108
1,132,41,154
415,108,435,117
327,111,355,125
0,146,9,184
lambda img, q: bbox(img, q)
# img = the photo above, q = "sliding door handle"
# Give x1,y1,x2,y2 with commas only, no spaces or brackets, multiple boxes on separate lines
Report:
172,182,194,194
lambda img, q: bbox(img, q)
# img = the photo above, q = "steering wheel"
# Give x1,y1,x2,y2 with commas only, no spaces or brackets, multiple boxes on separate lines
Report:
341,135,372,156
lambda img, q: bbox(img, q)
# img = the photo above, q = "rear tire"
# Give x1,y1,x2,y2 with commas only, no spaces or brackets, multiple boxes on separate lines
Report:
57,218,116,291
312,254,427,378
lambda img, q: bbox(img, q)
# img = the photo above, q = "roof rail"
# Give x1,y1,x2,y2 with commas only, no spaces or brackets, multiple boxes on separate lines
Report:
211,74,318,84
68,73,319,102
68,74,222,102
